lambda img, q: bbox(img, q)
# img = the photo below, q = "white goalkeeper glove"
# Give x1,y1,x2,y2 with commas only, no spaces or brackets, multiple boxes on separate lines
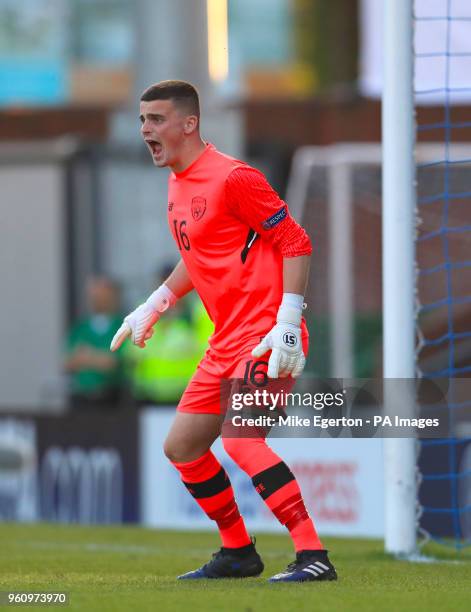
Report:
251,293,306,379
110,284,177,351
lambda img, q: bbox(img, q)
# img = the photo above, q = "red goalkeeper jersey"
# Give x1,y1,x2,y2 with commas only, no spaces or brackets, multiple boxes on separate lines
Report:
167,143,312,359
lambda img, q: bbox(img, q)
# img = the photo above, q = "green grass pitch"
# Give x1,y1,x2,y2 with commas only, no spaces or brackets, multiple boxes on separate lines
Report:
0,523,470,611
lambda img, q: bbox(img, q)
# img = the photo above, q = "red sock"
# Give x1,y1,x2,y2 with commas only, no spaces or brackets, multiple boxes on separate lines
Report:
172,450,251,549
223,437,323,552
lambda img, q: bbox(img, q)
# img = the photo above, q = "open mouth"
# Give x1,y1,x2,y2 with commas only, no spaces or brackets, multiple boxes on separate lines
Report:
145,139,162,156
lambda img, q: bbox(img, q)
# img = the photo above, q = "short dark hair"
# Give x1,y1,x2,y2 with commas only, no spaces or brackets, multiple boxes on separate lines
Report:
140,80,200,118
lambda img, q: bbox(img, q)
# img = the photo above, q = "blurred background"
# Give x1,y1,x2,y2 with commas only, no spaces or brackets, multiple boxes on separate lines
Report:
0,0,470,543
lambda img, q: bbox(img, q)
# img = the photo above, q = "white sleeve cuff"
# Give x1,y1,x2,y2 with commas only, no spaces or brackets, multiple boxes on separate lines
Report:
281,292,304,310
276,293,304,326
146,283,177,313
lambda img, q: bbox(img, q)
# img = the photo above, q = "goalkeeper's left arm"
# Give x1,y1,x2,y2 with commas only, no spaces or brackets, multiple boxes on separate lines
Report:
252,255,311,378
110,258,194,351
224,166,312,379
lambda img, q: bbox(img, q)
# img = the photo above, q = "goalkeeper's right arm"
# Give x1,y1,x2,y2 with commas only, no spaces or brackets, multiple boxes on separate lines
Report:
162,258,194,299
110,259,193,352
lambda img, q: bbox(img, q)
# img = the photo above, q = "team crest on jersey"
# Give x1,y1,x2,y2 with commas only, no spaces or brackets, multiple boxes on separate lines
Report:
191,196,207,221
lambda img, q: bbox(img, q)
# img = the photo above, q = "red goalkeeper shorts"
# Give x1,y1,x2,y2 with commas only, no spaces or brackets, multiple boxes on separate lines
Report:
177,330,309,415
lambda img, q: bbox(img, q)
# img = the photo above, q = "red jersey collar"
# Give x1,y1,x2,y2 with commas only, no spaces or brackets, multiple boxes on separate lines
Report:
172,142,215,178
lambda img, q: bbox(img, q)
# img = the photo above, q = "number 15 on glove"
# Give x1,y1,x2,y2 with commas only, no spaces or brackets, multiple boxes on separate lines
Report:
251,298,306,379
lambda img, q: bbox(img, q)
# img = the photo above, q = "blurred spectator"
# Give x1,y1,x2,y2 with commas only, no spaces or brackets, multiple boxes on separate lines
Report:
64,276,124,410
123,265,213,405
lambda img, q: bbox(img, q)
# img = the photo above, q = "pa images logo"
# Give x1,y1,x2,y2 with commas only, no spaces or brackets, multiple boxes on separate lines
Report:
191,196,206,221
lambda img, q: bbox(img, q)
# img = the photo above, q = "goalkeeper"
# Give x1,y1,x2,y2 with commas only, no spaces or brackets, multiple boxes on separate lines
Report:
111,80,337,583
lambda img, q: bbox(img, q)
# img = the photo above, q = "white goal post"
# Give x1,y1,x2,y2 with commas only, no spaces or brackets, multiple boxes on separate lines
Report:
382,0,417,556
286,0,417,556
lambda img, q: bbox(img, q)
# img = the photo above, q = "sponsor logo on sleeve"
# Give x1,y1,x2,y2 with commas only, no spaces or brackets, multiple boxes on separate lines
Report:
262,205,287,230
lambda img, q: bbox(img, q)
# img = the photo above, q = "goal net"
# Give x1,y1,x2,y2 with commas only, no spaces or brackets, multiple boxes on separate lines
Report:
286,141,471,550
